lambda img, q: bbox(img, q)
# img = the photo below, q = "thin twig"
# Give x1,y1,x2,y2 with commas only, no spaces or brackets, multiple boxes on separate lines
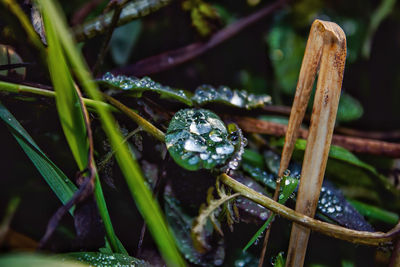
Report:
219,173,400,246
0,63,32,71
73,0,172,42
112,0,286,76
233,116,400,158
92,0,125,76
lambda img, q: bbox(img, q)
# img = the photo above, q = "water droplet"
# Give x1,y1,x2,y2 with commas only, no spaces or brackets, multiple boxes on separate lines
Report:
216,143,234,154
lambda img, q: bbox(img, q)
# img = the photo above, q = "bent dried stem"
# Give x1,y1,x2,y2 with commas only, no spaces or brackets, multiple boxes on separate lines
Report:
219,173,400,246
281,20,346,267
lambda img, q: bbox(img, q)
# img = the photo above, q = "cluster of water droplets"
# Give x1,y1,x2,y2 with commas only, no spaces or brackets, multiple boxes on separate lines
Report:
70,252,148,267
100,72,191,104
166,109,237,171
192,85,272,109
317,187,343,215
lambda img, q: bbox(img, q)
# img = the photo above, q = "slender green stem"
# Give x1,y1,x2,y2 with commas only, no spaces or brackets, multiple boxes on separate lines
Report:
0,80,117,112
102,93,165,142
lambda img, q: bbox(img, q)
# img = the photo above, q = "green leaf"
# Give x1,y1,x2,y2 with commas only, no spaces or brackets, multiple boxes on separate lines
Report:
348,199,399,226
63,252,150,267
267,24,305,95
0,253,87,267
272,252,286,267
336,93,363,122
0,102,77,209
165,108,236,171
100,72,193,106
271,138,398,197
110,20,142,66
192,84,271,109
41,1,185,265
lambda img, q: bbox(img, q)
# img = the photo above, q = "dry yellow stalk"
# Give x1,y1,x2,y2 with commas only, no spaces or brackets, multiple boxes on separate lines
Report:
276,20,347,267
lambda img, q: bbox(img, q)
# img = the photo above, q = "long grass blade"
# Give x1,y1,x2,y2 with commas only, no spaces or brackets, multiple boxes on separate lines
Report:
41,6,124,253
38,1,185,265
0,102,77,209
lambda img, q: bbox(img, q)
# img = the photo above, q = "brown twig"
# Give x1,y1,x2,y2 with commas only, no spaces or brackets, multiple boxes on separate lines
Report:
233,116,400,158
38,86,97,249
112,0,286,76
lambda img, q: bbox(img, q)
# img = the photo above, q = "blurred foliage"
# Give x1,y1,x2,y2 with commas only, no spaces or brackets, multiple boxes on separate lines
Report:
0,0,399,266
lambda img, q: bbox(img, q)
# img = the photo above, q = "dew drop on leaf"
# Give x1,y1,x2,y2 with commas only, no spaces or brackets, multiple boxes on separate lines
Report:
165,109,236,171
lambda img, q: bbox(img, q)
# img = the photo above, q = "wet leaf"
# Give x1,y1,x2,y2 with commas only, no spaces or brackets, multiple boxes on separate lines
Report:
192,84,271,109
99,72,193,105
272,252,286,267
165,109,237,171
260,150,374,231
63,252,150,266
242,150,374,231
164,186,225,266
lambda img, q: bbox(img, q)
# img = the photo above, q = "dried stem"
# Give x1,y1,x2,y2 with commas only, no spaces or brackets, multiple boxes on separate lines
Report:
219,173,400,246
233,116,400,158
282,20,346,267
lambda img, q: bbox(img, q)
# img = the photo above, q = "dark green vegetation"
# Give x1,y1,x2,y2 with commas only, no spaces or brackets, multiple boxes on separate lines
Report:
0,0,399,266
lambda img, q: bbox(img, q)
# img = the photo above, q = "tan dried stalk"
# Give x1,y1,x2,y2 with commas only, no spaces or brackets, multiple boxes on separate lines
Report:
277,20,347,267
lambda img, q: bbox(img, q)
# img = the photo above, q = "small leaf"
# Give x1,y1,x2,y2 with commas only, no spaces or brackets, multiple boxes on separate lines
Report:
272,252,286,267
191,185,240,253
110,20,142,66
166,109,237,171
267,24,305,95
192,84,271,109
99,72,193,106
336,93,363,122
63,252,150,267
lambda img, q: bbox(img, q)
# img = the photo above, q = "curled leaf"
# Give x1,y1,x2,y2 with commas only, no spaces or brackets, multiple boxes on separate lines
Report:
99,72,192,105
165,109,237,171
191,183,240,253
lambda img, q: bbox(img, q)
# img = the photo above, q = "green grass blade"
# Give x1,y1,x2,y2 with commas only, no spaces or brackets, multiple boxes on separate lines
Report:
42,8,88,170
38,1,186,265
0,102,77,210
40,5,124,254
243,176,298,251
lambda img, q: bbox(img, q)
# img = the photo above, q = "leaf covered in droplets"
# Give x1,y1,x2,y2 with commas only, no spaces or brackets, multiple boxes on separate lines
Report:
99,72,193,105
164,186,225,267
63,252,150,267
192,84,271,109
165,109,240,171
257,150,374,231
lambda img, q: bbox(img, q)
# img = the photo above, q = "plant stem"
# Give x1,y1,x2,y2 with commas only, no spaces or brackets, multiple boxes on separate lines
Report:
0,80,117,112
102,93,165,142
219,173,400,246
